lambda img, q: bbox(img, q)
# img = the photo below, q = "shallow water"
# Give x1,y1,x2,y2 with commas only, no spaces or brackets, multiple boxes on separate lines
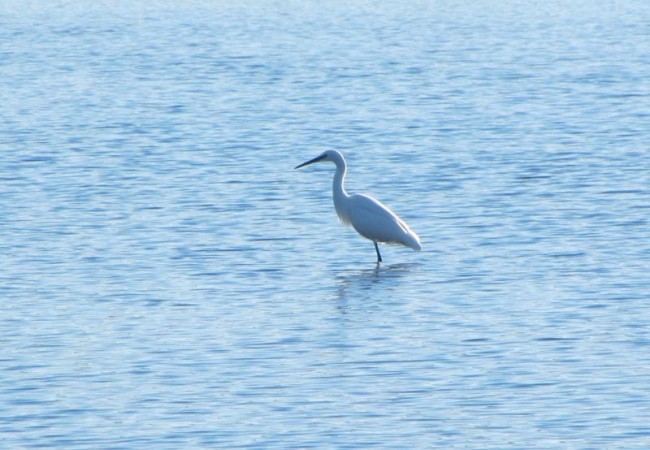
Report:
1,1,650,448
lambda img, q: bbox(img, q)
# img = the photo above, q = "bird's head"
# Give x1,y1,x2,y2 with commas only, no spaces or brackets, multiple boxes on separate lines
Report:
294,150,344,169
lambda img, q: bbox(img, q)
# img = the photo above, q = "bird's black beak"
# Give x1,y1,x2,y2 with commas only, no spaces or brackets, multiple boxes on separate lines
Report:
294,154,326,169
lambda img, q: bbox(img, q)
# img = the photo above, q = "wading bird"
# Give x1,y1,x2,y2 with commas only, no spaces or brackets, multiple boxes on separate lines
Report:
295,150,422,262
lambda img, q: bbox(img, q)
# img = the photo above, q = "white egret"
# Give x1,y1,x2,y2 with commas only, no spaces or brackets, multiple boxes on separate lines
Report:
295,150,422,262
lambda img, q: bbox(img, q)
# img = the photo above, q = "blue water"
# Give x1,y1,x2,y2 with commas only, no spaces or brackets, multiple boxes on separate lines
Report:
2,1,649,448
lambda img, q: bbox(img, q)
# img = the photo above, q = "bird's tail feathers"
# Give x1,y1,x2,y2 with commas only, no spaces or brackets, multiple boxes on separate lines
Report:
396,218,422,251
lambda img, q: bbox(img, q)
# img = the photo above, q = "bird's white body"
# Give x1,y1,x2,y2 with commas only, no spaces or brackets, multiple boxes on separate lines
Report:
295,150,421,261
338,193,422,251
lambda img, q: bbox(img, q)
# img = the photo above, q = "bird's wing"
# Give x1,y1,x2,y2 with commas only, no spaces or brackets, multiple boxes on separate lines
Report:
347,194,421,250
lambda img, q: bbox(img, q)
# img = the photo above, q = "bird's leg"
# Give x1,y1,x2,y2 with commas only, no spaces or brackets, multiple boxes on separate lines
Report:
373,241,383,263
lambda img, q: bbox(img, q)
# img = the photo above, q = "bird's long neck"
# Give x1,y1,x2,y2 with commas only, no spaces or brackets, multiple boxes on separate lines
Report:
332,157,348,202
332,156,350,223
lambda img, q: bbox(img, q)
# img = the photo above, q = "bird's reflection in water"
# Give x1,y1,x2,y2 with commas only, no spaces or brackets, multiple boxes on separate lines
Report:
335,263,420,313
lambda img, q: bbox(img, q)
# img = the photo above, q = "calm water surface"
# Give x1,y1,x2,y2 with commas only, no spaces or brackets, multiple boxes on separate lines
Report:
1,1,649,448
